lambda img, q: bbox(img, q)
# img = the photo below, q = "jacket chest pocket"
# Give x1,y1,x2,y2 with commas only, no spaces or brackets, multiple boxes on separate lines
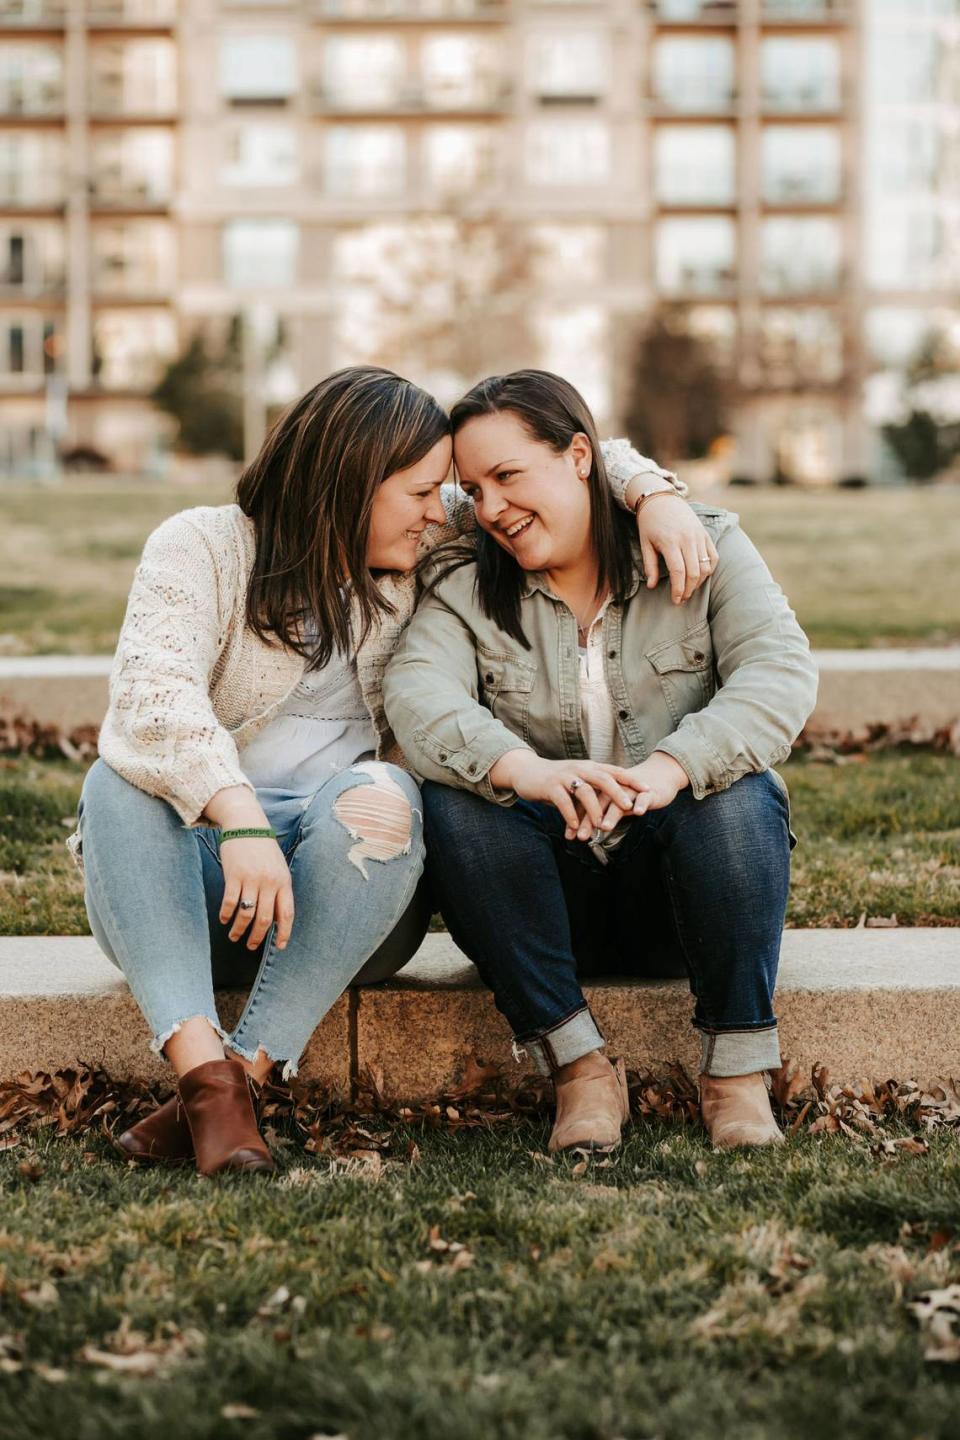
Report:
478,650,537,743
646,625,715,726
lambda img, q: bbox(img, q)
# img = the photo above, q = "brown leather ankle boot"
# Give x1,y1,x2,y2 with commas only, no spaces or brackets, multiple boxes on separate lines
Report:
117,1094,194,1164
177,1058,276,1176
699,1072,784,1149
548,1051,629,1154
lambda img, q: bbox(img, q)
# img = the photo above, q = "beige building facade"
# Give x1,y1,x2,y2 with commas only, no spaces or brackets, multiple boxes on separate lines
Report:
1,0,958,479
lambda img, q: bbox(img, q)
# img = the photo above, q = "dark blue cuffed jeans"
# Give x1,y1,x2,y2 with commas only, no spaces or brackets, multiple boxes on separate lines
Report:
423,769,794,1077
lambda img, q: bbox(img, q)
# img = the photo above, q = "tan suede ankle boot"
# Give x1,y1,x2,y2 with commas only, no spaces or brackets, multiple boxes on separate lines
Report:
548,1051,629,1154
699,1072,784,1150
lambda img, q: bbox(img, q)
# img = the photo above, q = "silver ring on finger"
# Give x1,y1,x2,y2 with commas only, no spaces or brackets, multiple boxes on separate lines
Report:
569,778,583,794
238,899,256,911
698,554,709,564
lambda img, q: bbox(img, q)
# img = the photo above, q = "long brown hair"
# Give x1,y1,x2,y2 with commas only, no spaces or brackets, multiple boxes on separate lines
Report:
440,369,634,648
236,366,449,669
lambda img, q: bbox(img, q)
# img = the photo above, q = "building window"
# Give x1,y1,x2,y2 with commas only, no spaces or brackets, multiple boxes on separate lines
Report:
89,38,177,116
322,36,405,108
92,221,174,296
655,126,735,206
534,305,610,419
92,309,177,390
91,128,174,206
325,126,406,196
656,217,736,295
527,31,607,103
0,43,63,116
867,206,949,290
530,225,606,287
223,219,298,287
422,35,501,109
525,120,610,185
653,37,735,113
762,125,840,204
761,38,840,113
219,35,296,104
422,125,498,193
761,217,841,294
0,312,63,379
0,133,65,206
760,308,843,386
222,124,299,186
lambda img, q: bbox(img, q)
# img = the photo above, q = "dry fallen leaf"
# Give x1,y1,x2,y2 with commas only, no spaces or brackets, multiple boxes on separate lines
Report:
18,1280,58,1310
909,1285,960,1363
221,1403,260,1420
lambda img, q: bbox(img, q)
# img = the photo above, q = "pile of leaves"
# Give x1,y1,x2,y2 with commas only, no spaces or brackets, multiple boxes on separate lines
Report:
0,705,98,763
1,1057,959,1168
2,702,958,765
796,715,960,760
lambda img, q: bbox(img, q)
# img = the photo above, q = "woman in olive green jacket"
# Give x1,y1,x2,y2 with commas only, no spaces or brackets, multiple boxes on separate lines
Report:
383,370,818,1156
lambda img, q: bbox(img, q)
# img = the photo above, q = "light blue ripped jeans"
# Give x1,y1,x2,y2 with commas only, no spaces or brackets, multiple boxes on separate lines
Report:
76,757,427,1079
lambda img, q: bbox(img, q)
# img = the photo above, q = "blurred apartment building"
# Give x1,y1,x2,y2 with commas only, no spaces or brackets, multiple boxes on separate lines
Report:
1,0,958,479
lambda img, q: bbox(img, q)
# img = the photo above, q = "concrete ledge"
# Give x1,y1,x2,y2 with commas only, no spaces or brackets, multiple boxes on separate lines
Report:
2,649,960,735
1,931,957,1096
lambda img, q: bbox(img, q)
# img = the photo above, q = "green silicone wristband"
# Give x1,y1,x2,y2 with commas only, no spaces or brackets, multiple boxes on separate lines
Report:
219,827,277,843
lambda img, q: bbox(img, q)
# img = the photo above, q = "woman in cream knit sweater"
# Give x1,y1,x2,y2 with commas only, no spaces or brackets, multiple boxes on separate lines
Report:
70,365,716,1176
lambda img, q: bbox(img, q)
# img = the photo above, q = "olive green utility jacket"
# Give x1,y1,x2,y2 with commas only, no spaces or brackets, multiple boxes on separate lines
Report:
382,505,818,805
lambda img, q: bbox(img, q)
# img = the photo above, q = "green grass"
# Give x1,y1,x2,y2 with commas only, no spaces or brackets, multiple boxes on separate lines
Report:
2,750,958,936
0,479,958,654
1,1120,960,1440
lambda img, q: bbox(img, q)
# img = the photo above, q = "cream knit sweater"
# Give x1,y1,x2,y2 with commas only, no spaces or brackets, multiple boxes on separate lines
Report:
66,441,681,872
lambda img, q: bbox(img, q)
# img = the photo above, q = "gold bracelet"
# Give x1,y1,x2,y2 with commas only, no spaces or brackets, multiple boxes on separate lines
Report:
633,488,686,517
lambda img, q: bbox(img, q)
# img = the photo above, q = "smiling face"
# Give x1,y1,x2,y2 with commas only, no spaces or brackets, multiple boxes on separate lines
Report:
366,435,453,572
452,411,594,574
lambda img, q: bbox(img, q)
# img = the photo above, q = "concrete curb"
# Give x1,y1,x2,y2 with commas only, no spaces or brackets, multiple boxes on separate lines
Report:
2,649,960,735
1,930,957,1096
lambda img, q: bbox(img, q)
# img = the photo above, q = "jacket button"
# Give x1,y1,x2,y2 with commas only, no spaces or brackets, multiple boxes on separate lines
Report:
608,649,617,659
468,763,477,774
618,709,628,720
439,752,448,762
693,651,705,662
484,672,494,684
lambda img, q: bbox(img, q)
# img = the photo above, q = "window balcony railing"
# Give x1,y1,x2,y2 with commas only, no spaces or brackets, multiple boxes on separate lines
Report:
760,262,840,294
0,85,64,117
0,266,66,295
652,86,738,115
663,263,737,296
0,174,65,206
312,0,507,21
0,0,66,28
89,175,172,207
87,86,177,118
761,84,841,113
85,0,177,24
653,0,738,24
763,171,841,204
312,78,511,114
762,0,849,22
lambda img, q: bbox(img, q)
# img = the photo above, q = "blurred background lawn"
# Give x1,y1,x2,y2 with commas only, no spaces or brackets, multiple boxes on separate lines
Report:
1,478,958,656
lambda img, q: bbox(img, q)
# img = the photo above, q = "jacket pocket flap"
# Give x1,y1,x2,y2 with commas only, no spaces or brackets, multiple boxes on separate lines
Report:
477,651,537,693
647,631,712,675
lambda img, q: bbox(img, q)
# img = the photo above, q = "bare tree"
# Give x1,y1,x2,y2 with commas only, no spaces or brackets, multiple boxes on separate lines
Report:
332,209,535,404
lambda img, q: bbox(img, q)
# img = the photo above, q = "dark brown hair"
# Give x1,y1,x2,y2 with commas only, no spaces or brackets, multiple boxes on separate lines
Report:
440,369,634,648
236,366,449,668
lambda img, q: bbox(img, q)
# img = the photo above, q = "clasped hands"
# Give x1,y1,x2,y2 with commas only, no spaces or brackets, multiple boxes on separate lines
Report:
489,749,690,844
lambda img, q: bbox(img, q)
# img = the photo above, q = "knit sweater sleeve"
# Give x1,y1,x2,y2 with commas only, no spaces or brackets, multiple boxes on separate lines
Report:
96,512,255,827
